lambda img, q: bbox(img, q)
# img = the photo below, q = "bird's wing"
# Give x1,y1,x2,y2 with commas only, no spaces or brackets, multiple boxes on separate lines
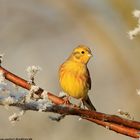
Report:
87,68,91,90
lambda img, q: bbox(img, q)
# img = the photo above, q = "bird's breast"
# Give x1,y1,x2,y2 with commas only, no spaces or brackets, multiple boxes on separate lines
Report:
59,62,88,99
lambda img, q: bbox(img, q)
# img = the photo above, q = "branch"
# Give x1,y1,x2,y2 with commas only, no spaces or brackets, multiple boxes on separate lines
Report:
0,66,140,138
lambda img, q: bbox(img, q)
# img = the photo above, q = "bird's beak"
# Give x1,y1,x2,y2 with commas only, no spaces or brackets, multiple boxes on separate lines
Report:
88,53,92,57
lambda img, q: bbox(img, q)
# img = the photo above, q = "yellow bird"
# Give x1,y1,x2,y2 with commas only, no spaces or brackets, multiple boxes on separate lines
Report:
59,45,96,111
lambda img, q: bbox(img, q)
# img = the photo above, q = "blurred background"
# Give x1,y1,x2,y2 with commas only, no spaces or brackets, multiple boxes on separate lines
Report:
0,0,140,140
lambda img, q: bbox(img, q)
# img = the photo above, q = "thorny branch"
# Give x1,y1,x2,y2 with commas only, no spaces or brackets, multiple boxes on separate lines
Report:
0,66,140,138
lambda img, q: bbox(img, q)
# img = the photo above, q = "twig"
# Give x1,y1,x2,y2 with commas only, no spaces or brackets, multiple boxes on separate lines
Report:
0,66,140,138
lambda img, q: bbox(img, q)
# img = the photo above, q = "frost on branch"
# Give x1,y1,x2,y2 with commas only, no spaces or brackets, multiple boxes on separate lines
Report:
0,70,6,85
9,110,25,123
128,10,140,39
58,91,67,98
26,85,40,101
41,90,49,99
3,96,15,105
0,64,52,122
0,55,7,94
0,70,8,98
0,88,53,122
117,109,133,120
0,54,4,65
26,65,41,84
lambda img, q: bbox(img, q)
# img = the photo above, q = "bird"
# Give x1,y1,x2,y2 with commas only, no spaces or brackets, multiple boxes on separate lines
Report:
59,45,96,111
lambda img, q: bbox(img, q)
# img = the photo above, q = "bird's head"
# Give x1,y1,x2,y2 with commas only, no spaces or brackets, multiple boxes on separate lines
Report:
70,45,92,64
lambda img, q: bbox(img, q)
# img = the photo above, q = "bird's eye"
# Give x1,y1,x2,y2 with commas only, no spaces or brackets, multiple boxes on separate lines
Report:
81,51,85,54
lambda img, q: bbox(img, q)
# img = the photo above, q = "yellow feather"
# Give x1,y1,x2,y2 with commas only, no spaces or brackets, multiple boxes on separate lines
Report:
59,45,96,111
59,60,88,99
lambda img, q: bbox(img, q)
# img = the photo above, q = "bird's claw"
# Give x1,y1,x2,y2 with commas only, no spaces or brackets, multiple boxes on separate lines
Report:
63,96,71,105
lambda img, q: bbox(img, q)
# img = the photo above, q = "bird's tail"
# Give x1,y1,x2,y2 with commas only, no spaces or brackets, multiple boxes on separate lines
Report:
82,95,96,111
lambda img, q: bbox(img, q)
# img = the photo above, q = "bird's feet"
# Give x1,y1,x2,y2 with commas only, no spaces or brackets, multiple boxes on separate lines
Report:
78,100,85,109
78,100,82,108
59,91,70,104
63,96,71,105
59,92,71,105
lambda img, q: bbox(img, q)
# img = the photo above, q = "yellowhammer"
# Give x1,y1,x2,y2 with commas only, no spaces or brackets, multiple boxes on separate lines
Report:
59,45,96,111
